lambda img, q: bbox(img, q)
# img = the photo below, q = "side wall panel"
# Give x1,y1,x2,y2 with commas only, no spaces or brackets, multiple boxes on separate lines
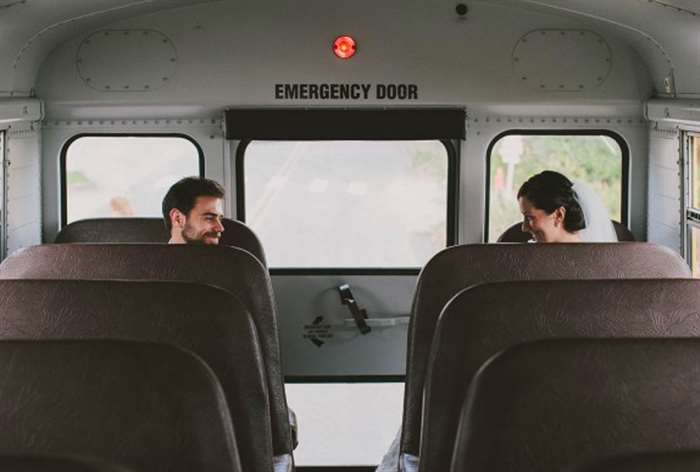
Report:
647,123,681,252
6,124,42,254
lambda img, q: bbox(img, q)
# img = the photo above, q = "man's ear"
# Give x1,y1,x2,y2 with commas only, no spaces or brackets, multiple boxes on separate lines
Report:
169,208,186,229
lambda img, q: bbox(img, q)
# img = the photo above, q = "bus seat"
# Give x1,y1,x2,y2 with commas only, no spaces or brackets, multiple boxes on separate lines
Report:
55,217,267,266
570,451,700,472
0,244,293,458
0,455,133,472
401,243,689,460
452,339,700,472
423,279,700,472
497,220,635,242
0,280,270,472
0,340,240,472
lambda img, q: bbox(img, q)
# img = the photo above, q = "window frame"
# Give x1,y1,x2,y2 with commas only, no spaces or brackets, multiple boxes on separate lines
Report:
484,129,631,242
683,131,700,272
0,130,5,259
60,133,205,227
236,138,459,275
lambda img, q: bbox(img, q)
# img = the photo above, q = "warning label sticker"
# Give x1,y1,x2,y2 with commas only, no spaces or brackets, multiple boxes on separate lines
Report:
303,316,333,347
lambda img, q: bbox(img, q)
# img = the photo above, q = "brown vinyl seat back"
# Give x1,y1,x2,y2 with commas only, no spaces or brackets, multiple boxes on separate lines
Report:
423,279,700,472
55,217,267,265
570,451,700,472
452,339,700,472
0,340,240,472
402,243,690,458
497,220,635,242
0,455,134,472
0,280,270,472
0,244,291,456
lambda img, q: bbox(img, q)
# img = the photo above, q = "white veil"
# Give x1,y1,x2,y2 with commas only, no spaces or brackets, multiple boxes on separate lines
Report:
572,181,618,242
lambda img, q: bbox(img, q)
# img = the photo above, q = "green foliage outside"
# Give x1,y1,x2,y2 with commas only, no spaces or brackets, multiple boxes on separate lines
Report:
66,170,93,187
489,135,622,241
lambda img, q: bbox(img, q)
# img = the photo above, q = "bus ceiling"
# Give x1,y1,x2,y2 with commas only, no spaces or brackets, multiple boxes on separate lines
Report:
0,0,697,104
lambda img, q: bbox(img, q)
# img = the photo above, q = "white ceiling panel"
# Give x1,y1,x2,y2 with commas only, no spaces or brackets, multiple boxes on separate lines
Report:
0,0,221,94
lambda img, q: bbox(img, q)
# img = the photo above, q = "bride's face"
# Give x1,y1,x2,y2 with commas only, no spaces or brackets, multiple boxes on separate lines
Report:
518,197,568,243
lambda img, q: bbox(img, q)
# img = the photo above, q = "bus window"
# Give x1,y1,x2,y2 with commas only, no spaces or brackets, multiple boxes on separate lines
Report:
241,140,449,268
62,135,202,224
487,132,627,241
685,134,700,277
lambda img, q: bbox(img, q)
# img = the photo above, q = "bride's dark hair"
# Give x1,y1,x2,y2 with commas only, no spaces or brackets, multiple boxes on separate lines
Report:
517,170,586,232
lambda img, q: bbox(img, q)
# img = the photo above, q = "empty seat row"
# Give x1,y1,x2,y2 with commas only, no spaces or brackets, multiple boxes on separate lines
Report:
401,242,690,465
0,340,241,472
423,279,700,471
0,279,269,472
452,338,700,471
0,243,293,466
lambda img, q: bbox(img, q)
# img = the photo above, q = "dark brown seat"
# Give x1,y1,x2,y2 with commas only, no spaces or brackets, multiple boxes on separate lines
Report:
452,339,700,472
0,455,133,472
497,220,635,242
570,451,700,472
55,217,267,265
0,244,292,458
564,450,700,472
423,279,700,472
0,280,270,472
401,243,690,461
0,340,240,472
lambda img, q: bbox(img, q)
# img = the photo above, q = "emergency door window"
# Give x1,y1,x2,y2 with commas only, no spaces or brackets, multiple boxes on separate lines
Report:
244,140,449,268
488,133,624,241
64,136,201,223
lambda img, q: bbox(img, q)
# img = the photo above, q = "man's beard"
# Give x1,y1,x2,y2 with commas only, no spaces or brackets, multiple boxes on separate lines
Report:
181,223,220,245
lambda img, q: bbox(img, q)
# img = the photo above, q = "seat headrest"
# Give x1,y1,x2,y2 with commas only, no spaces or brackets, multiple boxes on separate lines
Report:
496,220,635,242
55,217,266,265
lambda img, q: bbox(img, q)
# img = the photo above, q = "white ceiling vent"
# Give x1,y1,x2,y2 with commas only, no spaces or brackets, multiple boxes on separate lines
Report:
77,29,177,92
513,30,612,92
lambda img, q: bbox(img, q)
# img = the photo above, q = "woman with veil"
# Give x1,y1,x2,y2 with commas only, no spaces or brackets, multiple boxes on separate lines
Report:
517,170,617,243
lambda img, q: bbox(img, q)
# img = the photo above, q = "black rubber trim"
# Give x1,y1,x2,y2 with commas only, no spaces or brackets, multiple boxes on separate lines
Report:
285,375,405,383
225,108,466,140
59,133,204,227
484,129,631,242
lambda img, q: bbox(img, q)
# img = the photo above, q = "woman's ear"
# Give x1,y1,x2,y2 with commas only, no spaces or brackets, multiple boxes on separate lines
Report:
554,206,566,227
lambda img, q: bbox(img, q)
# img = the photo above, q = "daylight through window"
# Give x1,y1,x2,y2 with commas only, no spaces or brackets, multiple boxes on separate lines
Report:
488,133,625,241
63,135,201,224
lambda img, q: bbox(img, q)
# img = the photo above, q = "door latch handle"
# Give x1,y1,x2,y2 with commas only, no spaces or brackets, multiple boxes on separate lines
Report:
337,283,371,335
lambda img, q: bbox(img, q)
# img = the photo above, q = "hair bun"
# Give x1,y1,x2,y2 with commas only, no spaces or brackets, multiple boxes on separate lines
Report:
517,170,585,232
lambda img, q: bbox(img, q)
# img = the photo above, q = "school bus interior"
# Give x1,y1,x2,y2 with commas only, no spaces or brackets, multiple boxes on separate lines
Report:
0,0,700,471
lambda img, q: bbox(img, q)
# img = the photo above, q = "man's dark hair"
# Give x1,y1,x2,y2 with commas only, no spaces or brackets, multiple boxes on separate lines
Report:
517,170,586,232
162,177,225,231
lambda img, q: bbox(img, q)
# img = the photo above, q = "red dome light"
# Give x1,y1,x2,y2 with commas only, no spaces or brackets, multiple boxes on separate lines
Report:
333,35,357,59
